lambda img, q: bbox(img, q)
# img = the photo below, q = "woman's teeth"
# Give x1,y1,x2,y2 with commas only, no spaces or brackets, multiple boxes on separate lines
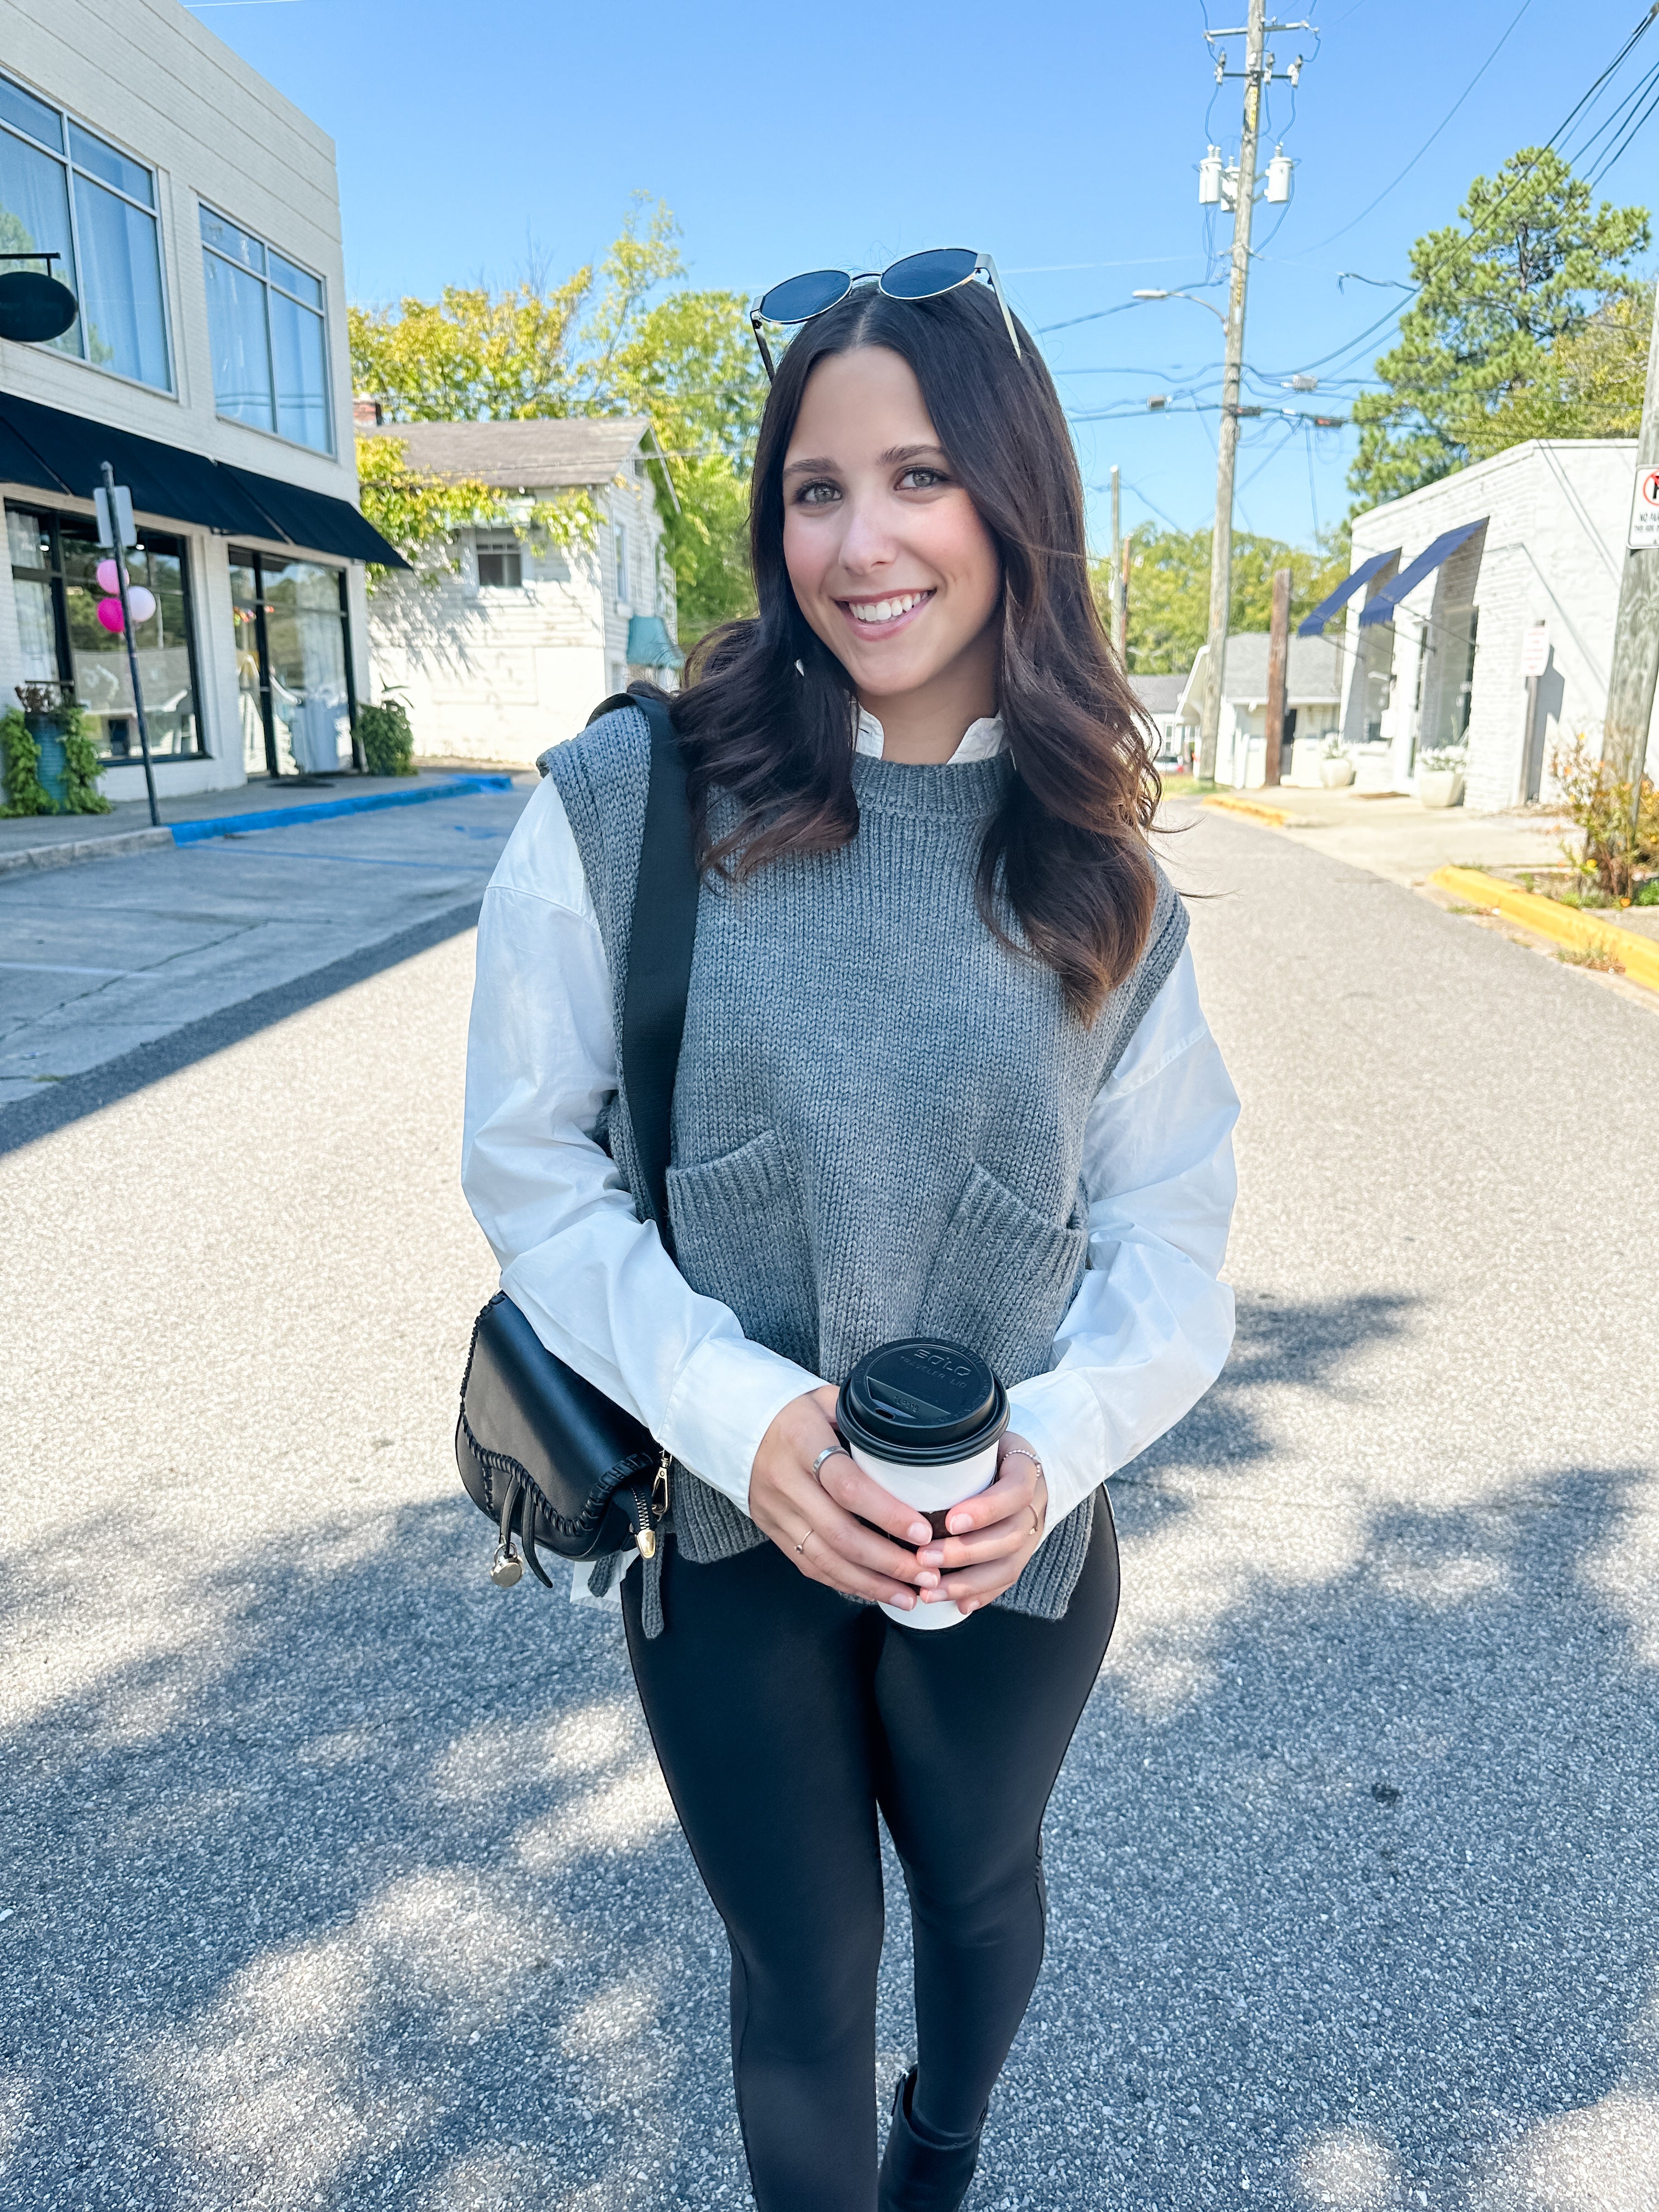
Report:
847,590,929,625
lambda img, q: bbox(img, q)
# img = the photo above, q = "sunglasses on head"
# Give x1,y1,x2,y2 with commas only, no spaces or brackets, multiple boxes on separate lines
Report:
748,249,1022,379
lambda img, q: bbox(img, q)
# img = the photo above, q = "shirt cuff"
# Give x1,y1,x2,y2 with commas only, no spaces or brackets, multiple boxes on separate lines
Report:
1006,1371,1110,1536
660,1332,828,1517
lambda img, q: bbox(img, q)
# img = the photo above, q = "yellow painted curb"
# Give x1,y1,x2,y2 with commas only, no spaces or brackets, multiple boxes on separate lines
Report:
1430,865,1659,992
1201,792,1295,828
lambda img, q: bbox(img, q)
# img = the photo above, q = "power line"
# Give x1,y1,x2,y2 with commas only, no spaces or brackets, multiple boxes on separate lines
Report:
1589,67,1659,182
1301,0,1537,251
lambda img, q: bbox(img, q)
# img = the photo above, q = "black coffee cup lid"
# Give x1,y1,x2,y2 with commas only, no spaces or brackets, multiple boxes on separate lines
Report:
837,1338,1009,1465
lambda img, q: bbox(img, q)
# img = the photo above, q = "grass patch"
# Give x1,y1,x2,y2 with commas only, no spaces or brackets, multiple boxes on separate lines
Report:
1556,936,1627,973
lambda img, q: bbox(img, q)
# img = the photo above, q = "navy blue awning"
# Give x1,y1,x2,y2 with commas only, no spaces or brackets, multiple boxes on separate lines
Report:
1296,548,1399,637
1358,518,1486,628
0,392,408,567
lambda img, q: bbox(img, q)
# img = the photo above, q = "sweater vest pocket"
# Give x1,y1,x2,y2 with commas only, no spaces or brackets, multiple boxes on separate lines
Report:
917,1161,1089,1385
666,1128,820,1374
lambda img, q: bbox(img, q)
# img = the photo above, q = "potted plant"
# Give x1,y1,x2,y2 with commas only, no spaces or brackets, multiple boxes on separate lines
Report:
1319,733,1355,788
1,683,111,816
1417,744,1466,810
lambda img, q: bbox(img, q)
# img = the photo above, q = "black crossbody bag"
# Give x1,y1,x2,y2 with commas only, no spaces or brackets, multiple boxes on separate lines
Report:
455,687,699,1589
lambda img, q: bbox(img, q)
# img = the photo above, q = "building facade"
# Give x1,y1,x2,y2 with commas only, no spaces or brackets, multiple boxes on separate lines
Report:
1174,633,1344,787
0,0,399,804
360,416,680,767
1335,439,1659,812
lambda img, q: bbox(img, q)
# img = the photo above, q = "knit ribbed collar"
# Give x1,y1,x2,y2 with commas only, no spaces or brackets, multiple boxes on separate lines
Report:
850,748,1013,816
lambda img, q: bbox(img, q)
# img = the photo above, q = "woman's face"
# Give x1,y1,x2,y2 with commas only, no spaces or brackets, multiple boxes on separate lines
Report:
780,345,1001,712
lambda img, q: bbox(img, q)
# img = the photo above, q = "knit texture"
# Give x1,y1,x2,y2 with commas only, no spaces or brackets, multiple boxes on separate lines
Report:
545,707,1188,1630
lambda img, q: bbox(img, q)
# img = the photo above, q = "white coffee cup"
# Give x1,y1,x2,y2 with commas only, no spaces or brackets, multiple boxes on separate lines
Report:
836,1338,1011,1632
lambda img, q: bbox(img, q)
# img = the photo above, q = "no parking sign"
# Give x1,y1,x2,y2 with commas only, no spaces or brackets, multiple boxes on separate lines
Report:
1629,461,1659,548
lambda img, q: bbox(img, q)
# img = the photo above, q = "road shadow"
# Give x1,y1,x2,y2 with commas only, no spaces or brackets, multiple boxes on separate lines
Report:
1,1328,1655,2208
0,899,481,1160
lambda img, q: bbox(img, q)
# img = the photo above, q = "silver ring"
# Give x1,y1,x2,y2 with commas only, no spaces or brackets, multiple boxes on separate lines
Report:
811,1445,850,1481
794,1528,811,1555
1002,1447,1044,1478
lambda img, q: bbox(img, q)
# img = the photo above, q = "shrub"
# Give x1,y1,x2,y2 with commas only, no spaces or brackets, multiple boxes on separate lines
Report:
357,695,415,777
1320,732,1348,759
1417,746,1468,775
59,701,111,814
1550,733,1659,901
1,707,54,817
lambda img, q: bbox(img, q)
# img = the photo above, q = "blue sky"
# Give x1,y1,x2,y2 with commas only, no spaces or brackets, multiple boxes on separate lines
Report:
189,0,1659,557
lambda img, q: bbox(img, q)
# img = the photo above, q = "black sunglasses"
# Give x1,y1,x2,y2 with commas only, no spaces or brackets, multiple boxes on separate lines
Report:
748,249,1022,379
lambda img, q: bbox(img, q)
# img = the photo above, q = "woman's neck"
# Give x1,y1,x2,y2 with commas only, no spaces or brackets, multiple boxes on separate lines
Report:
856,629,999,764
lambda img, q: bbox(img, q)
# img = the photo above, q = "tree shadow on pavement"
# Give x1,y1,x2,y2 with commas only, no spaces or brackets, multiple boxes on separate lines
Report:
2,1316,1656,2211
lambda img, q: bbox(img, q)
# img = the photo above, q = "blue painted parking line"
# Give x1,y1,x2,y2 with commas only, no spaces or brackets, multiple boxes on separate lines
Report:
168,775,515,845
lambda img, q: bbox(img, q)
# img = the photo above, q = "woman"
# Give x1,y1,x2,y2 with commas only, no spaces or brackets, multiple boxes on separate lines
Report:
462,264,1238,2212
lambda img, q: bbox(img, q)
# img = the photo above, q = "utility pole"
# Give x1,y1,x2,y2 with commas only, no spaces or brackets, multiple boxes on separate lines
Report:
1602,277,1659,814
1118,531,1132,667
1199,0,1266,781
1263,566,1291,786
1109,465,1122,663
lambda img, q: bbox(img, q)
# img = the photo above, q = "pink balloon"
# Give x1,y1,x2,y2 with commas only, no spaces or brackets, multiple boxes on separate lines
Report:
126,585,156,624
96,597,125,634
96,559,120,594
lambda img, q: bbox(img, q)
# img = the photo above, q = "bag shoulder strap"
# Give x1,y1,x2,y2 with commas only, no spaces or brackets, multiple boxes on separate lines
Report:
597,687,698,1246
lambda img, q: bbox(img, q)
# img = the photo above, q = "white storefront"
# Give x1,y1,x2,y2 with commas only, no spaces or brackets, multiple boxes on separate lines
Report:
1332,439,1659,811
0,0,400,803
360,416,680,768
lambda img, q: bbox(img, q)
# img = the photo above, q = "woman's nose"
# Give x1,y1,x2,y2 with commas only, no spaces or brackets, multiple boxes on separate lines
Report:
836,496,899,576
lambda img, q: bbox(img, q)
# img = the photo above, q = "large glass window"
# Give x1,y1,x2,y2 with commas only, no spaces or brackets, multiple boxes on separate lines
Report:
0,72,170,389
230,549,354,777
7,504,202,760
202,208,333,454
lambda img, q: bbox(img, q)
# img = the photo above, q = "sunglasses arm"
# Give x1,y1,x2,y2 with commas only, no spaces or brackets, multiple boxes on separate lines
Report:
749,310,777,382
978,255,1023,360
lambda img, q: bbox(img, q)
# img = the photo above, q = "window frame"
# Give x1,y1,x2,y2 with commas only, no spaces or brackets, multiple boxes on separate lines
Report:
0,70,175,395
614,520,629,606
473,533,524,591
199,200,335,456
7,499,206,763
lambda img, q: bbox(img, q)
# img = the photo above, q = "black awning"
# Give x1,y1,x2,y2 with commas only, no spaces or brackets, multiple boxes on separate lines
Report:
1296,548,1400,637
222,463,406,567
0,392,408,567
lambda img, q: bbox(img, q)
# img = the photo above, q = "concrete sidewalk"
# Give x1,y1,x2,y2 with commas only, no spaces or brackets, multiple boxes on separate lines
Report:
0,765,533,877
1187,783,1573,886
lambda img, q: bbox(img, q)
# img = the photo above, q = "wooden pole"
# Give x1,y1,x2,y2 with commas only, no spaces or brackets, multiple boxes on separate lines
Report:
1118,532,1132,667
1263,565,1291,788
1603,281,1659,792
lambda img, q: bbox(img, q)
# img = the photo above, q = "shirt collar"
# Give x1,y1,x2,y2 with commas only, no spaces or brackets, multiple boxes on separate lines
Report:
853,706,1007,763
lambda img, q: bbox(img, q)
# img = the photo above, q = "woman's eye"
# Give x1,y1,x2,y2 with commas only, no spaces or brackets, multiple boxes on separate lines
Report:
795,480,840,505
899,467,947,490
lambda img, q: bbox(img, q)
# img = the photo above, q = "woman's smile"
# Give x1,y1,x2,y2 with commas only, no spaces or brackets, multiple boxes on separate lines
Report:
837,586,935,636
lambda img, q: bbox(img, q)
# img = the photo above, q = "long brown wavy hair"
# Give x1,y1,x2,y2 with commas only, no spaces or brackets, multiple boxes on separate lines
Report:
666,279,1161,1023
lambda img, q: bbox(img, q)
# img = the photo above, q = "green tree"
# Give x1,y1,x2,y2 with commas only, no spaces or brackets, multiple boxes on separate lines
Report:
1102,527,1350,675
1349,149,1649,509
348,199,766,631
1463,283,1655,458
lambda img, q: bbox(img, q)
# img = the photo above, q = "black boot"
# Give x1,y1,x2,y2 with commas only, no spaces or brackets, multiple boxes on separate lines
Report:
877,2068,985,2212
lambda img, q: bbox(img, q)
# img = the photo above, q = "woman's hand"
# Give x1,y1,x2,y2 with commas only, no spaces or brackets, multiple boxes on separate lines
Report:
912,1433,1049,1616
748,1386,940,1612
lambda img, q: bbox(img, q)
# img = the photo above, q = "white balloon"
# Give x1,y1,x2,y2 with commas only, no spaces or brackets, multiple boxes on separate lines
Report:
125,585,157,624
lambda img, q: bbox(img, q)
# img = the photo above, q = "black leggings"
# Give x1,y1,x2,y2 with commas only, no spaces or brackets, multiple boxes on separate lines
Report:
621,1502,1120,2212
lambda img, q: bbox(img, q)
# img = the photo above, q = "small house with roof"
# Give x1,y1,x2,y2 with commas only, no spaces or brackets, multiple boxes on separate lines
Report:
360,412,680,766
1175,632,1344,787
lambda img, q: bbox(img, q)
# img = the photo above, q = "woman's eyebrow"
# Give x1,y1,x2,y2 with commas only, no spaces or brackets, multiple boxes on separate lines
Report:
782,455,838,478
880,443,948,465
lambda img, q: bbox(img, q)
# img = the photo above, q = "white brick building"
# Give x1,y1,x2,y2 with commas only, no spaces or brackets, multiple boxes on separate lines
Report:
0,0,400,801
1333,439,1659,811
359,416,679,768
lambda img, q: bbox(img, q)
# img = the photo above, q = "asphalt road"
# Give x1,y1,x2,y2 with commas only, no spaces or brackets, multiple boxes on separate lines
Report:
2,804,1657,2212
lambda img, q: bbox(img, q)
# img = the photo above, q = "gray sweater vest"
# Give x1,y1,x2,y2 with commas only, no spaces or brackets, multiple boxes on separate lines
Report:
545,707,1188,1628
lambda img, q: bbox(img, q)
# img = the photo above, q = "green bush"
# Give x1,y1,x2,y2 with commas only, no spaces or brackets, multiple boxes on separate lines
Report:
357,696,415,777
0,707,54,817
59,701,111,814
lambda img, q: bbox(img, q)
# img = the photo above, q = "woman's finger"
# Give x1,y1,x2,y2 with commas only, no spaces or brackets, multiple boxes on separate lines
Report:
814,1449,933,1546
754,1465,935,1595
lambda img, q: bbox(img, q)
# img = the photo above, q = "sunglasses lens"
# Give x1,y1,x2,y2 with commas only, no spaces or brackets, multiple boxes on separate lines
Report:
880,248,979,300
758,269,853,324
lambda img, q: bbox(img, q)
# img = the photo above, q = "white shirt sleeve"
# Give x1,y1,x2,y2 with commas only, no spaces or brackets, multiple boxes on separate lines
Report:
1006,943,1239,1533
460,775,827,1520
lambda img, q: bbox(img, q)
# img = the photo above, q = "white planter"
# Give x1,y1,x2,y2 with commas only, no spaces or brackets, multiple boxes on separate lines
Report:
1319,758,1355,788
1418,769,1465,810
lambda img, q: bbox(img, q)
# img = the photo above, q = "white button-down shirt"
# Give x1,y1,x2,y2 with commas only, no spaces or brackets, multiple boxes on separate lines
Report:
462,709,1240,1604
